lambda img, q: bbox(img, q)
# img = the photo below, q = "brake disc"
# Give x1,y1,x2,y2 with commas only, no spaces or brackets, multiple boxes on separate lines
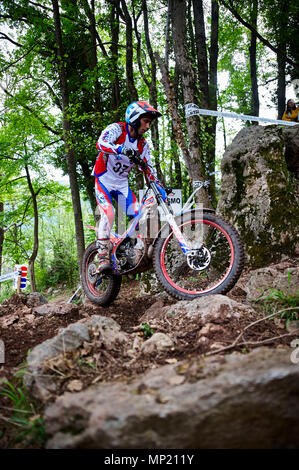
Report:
186,246,211,271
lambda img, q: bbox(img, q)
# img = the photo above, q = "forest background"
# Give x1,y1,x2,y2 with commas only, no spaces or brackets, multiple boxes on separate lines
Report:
0,0,298,299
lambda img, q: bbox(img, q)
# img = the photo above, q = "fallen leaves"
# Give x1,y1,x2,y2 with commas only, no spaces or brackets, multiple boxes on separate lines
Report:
164,358,178,364
66,380,83,392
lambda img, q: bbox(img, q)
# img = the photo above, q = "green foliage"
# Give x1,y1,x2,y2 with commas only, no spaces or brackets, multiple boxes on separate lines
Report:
0,380,46,446
46,236,78,288
217,6,255,116
34,202,79,291
141,323,154,338
77,358,96,369
257,288,298,324
255,271,299,326
0,283,15,305
13,354,30,380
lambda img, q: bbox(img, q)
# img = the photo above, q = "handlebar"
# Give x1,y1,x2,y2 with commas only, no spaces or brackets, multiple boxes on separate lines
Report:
126,150,172,198
129,152,146,169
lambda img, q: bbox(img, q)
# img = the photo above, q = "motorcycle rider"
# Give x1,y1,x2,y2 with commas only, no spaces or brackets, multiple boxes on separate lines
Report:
93,100,166,272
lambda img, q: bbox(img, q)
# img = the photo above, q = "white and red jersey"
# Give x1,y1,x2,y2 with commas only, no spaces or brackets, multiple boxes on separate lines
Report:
93,122,166,239
92,122,156,193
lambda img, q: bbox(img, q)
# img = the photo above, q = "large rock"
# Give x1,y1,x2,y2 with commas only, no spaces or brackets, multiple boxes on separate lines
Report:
26,292,48,307
140,294,252,325
23,323,90,401
141,332,174,355
138,295,255,353
23,315,130,401
44,347,299,449
32,302,79,316
283,126,299,179
217,125,299,267
244,261,299,299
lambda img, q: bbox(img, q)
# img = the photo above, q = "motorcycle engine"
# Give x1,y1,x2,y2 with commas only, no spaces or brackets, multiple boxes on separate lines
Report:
116,238,138,269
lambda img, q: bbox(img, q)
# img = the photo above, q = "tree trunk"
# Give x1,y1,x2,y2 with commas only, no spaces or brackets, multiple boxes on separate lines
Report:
209,0,218,113
155,53,192,174
120,0,138,102
277,0,288,119
170,0,210,207
78,158,97,214
192,0,209,108
187,0,197,70
207,0,219,205
142,0,164,183
193,0,218,205
52,0,85,270
25,165,38,292
165,0,171,68
110,0,121,119
277,50,286,119
249,0,259,121
171,66,183,190
80,0,102,114
171,123,183,189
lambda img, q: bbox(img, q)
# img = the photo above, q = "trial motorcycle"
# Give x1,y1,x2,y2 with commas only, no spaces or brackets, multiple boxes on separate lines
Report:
81,153,244,306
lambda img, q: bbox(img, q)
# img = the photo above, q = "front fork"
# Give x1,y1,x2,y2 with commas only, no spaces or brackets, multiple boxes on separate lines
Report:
163,213,193,254
149,181,195,255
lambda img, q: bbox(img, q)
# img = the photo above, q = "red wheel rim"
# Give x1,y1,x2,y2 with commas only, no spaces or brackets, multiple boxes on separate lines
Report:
85,252,107,297
160,219,234,295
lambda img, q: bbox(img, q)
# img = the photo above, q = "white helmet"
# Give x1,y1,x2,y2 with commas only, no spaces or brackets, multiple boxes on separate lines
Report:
125,101,162,132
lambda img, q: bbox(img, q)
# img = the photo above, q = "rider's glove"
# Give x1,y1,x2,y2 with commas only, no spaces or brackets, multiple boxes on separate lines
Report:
123,149,148,171
121,147,135,158
122,147,140,164
164,186,174,196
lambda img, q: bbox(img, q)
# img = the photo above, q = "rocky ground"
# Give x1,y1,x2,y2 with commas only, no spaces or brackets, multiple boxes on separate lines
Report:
0,257,298,449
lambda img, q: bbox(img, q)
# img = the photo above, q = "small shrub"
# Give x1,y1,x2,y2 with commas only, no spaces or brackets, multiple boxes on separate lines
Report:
141,323,154,337
0,381,46,447
255,272,299,327
0,284,15,304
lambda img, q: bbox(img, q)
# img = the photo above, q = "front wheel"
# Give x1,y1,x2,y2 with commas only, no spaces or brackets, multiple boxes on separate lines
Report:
153,211,244,301
81,241,122,306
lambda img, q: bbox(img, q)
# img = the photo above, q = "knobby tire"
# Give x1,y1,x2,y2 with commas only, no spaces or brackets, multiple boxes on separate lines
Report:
81,241,122,306
153,211,244,301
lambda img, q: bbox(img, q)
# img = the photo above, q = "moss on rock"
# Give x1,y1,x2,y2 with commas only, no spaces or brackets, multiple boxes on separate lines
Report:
217,125,299,268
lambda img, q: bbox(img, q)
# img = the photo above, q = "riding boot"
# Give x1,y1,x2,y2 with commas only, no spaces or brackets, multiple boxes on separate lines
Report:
96,239,111,272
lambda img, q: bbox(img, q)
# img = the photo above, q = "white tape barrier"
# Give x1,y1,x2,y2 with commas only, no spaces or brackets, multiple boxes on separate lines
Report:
185,103,298,126
0,272,15,283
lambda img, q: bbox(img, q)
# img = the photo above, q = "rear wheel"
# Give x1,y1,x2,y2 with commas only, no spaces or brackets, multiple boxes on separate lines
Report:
81,241,122,306
153,211,244,301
